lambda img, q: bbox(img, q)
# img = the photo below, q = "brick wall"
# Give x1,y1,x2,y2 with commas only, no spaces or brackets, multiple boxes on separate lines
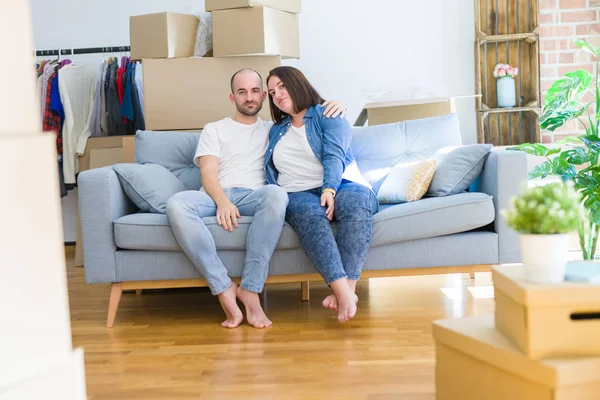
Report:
539,0,599,143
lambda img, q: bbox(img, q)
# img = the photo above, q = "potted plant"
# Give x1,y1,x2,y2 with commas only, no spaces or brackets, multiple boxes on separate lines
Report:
502,183,582,283
494,63,519,108
507,39,600,260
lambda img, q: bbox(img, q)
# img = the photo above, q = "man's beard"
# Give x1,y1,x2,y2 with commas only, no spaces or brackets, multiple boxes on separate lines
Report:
236,100,263,117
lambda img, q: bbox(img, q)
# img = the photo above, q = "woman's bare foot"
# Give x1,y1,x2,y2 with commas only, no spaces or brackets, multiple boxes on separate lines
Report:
337,292,359,323
322,280,358,312
322,294,338,310
237,286,272,329
217,283,244,328
329,278,359,323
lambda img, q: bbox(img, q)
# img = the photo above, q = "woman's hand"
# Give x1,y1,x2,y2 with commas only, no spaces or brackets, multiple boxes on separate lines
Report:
321,191,335,221
322,101,347,119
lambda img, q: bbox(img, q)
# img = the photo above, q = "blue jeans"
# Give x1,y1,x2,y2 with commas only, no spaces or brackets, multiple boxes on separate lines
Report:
166,185,288,295
285,181,378,285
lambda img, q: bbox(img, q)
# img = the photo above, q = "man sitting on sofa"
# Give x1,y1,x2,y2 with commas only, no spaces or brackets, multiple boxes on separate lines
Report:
166,68,346,329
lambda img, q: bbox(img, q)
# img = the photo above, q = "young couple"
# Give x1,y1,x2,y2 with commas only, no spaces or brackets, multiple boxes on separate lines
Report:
166,66,378,329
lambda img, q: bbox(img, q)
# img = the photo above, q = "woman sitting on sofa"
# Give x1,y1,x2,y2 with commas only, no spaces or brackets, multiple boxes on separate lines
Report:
263,66,378,323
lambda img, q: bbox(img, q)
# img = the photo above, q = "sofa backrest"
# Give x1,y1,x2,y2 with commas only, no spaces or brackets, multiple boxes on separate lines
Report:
134,113,463,193
350,113,463,193
135,130,202,190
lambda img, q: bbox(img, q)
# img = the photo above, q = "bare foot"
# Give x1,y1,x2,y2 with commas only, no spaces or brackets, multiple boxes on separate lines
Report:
337,292,359,323
237,286,272,329
322,293,338,310
323,280,358,312
217,282,244,328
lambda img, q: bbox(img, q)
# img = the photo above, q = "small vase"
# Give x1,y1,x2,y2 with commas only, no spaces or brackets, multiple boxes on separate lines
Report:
497,77,516,108
520,233,569,284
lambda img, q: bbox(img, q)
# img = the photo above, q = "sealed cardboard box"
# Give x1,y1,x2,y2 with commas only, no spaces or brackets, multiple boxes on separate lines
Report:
212,7,299,59
433,314,600,400
493,265,600,360
205,0,302,13
143,56,281,130
130,12,199,60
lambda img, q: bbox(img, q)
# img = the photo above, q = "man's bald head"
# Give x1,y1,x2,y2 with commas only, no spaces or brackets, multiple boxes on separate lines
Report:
230,68,263,93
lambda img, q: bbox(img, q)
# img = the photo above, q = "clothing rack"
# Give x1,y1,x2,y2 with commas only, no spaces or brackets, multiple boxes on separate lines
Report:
35,46,130,57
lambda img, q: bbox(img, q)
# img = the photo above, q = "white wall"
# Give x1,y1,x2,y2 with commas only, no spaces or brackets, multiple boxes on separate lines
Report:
30,0,477,143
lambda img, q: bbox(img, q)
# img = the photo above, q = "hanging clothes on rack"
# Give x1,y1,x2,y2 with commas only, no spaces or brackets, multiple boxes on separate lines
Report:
35,46,145,191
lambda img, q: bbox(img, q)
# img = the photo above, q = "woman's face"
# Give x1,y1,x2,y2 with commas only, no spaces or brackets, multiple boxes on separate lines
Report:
267,76,294,115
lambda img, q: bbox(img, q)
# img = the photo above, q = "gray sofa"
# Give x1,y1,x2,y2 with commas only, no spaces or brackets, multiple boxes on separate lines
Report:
78,117,527,327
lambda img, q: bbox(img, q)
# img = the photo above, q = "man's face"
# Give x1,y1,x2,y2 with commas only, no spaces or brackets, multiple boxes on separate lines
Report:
229,71,267,117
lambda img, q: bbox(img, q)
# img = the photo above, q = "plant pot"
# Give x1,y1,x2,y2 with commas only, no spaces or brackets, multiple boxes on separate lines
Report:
520,233,570,284
497,76,516,108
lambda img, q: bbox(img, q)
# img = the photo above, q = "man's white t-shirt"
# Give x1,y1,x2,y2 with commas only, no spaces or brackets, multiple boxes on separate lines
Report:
273,124,324,192
194,117,274,190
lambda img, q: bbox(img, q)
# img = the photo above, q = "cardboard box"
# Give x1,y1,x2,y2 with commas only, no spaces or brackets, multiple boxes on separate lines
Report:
130,12,199,60
433,315,600,400
493,265,600,360
212,7,299,59
143,56,281,130
205,0,302,13
79,136,136,172
354,95,481,126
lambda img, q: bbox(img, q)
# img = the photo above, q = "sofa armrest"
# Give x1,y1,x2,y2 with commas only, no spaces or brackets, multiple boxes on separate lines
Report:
78,166,136,284
478,149,527,264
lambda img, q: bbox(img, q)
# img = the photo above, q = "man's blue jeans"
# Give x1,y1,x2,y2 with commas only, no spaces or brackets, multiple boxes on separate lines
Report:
166,185,288,295
285,181,378,285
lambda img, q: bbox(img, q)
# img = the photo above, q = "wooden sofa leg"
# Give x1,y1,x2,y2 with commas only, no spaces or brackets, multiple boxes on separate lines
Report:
107,283,123,328
469,272,476,280
136,289,142,296
301,282,310,301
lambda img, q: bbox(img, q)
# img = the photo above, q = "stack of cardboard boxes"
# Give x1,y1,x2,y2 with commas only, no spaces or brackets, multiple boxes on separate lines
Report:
433,265,600,399
129,0,302,131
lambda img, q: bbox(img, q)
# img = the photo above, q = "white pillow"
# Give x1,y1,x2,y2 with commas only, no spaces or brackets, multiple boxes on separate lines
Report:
377,160,437,204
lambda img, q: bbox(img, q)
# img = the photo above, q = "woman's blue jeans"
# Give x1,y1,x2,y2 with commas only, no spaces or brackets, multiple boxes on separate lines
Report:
285,181,378,285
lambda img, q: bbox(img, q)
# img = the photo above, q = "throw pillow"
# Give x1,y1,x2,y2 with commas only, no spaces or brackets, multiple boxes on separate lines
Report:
426,144,493,197
377,160,437,204
113,163,187,214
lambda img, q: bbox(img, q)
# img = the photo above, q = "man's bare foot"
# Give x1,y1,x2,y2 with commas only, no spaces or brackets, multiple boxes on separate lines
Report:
217,282,244,328
237,286,272,329
322,293,338,310
337,292,359,323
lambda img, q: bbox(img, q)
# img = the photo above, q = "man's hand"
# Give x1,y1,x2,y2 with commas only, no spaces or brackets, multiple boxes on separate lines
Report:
216,200,241,231
321,191,335,221
322,100,347,119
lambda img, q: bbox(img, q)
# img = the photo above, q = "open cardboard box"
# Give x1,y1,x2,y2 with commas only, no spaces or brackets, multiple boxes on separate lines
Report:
354,95,479,127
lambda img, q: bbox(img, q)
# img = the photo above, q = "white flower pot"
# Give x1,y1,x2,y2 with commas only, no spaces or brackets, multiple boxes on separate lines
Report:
520,233,570,284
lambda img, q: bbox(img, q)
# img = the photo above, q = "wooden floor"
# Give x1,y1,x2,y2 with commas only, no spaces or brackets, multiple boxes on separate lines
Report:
65,250,496,400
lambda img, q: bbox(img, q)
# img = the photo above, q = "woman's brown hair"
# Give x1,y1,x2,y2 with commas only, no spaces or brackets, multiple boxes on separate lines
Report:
266,66,325,124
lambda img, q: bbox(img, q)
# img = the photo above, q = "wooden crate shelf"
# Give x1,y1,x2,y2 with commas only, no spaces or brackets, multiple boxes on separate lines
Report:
474,0,541,146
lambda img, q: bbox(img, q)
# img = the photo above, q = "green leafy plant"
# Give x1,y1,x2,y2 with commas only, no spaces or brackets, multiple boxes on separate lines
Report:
502,183,582,234
507,39,600,259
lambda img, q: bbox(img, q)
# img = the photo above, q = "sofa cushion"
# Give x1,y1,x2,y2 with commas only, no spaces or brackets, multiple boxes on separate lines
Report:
351,113,463,194
113,163,186,214
114,214,302,251
427,144,493,196
114,192,494,251
377,160,437,204
371,192,495,247
135,130,202,190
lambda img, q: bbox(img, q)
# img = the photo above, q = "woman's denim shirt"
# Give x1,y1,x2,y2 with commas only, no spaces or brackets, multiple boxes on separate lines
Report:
264,104,371,193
